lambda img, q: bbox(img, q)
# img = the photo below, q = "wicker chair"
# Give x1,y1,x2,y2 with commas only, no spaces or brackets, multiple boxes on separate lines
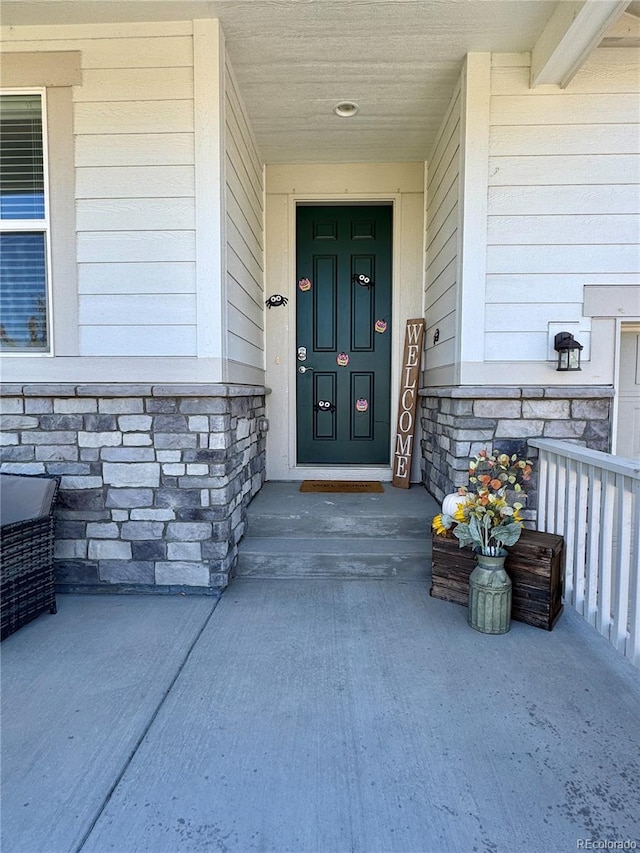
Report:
0,473,60,640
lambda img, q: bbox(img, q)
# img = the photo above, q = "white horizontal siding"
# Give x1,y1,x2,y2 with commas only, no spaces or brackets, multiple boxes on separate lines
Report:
486,49,640,362
79,294,196,326
426,338,457,370
489,154,638,186
227,278,264,330
425,78,462,374
74,67,193,102
487,245,639,275
426,231,457,283
227,245,263,307
73,38,196,355
489,184,640,216
78,263,195,295
491,93,640,125
76,166,194,199
76,199,195,232
488,214,639,245
79,325,197,357
486,273,636,305
77,232,195,263
4,36,193,68
226,176,263,259
227,304,263,348
74,101,194,135
490,124,640,157
427,204,458,264
225,58,265,380
75,134,194,167
486,303,586,331
227,331,264,367
484,331,551,361
425,259,456,312
1,21,193,40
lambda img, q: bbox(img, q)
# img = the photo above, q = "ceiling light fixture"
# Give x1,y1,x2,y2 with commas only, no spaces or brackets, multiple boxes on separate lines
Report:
333,101,359,117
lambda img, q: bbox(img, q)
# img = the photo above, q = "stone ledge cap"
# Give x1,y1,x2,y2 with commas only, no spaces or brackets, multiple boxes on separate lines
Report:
1,383,270,398
152,384,270,397
419,386,521,399
543,386,614,399
419,385,614,399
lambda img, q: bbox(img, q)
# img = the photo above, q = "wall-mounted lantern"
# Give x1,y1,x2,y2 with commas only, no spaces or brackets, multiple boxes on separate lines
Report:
554,331,583,371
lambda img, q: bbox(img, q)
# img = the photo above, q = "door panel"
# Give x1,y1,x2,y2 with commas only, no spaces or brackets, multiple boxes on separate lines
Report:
296,205,392,465
313,372,337,440
350,372,374,440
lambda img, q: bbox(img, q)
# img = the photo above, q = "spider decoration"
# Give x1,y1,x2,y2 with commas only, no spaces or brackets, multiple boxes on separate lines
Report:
352,273,374,289
265,294,289,309
314,400,336,413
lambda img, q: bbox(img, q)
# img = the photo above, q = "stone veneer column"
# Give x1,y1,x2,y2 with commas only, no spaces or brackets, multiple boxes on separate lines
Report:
419,385,613,515
0,384,267,593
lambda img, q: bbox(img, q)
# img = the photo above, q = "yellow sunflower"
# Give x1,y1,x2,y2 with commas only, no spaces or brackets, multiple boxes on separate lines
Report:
453,504,468,523
432,514,449,536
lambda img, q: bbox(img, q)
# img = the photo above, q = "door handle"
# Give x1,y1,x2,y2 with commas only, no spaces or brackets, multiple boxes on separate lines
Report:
298,366,314,374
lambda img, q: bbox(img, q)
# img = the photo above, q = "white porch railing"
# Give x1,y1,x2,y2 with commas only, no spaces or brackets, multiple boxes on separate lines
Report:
529,438,640,668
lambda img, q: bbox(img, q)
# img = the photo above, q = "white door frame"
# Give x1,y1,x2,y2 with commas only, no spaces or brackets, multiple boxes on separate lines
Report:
613,320,640,456
266,192,417,481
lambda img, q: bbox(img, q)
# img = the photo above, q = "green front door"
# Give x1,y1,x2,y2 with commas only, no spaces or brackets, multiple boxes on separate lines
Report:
296,205,392,465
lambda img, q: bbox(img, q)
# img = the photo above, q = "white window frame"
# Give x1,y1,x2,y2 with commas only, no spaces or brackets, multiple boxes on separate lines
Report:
0,87,54,356
0,51,82,365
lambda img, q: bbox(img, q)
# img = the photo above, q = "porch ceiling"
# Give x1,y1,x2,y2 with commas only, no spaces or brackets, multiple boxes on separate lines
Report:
0,0,634,164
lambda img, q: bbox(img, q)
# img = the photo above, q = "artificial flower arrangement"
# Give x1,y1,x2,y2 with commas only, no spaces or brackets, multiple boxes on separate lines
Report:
432,449,533,557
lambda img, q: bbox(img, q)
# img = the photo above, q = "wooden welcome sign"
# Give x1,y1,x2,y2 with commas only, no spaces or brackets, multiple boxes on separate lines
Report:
392,318,425,488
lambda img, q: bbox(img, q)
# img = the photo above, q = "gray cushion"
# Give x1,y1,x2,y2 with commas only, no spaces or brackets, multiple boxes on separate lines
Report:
0,474,57,526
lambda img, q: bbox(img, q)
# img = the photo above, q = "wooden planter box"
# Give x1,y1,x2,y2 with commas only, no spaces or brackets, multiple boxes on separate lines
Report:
430,528,564,630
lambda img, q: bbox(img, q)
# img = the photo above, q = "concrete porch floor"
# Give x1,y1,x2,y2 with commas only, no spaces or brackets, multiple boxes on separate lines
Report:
2,485,640,853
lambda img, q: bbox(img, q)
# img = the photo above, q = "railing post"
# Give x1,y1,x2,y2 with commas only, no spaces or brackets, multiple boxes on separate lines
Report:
564,458,578,606
597,470,616,640
629,479,640,667
574,462,589,617
612,474,633,655
585,464,601,627
537,452,549,532
555,458,567,539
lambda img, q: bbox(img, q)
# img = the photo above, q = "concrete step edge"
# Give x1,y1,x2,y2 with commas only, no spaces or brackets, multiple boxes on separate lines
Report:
235,554,430,579
238,537,432,556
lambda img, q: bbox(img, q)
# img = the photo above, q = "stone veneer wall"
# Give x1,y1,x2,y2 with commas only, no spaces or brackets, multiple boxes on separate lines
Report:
420,385,613,515
0,384,266,593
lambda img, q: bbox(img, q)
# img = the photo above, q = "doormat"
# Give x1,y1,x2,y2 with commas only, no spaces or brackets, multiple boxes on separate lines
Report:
300,480,384,493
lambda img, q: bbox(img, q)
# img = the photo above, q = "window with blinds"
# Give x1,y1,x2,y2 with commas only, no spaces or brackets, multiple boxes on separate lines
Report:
0,92,50,352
